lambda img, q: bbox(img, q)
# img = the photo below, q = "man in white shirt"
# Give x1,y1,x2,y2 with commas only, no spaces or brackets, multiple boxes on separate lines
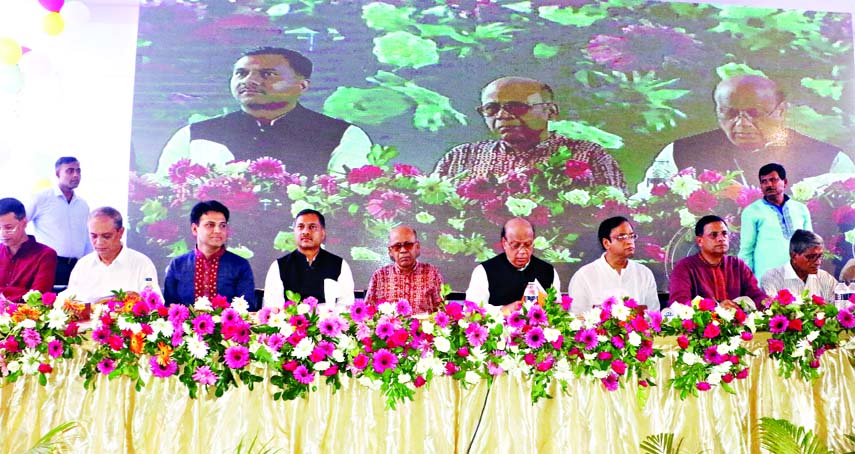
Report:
263,209,354,308
760,229,837,302
568,216,659,313
465,217,560,312
27,157,92,285
66,207,160,302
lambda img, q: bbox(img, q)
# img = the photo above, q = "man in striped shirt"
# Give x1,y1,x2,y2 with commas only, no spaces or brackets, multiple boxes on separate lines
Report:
760,229,837,302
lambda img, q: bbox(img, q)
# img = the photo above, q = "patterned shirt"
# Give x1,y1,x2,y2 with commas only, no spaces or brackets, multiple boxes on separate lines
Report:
760,262,837,303
364,262,444,314
434,133,626,190
194,247,225,300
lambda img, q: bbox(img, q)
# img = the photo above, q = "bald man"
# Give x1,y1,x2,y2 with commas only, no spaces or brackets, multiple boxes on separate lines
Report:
466,217,561,310
637,74,853,196
363,225,444,314
434,76,626,190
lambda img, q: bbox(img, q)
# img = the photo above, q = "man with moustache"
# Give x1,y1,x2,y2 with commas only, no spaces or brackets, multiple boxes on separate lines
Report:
739,163,812,280
26,157,92,285
0,198,56,302
567,216,659,313
364,225,444,314
761,230,837,302
163,200,257,310
669,215,766,308
156,47,371,179
263,209,354,308
637,74,852,196
466,217,561,312
66,207,160,302
434,76,626,190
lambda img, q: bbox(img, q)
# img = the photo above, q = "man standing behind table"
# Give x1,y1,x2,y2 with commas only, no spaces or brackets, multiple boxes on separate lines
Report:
739,163,812,280
434,76,626,190
156,47,371,180
364,225,444,314
466,217,561,313
263,209,354,308
0,198,56,302
26,156,92,285
66,207,160,302
669,215,767,308
567,216,659,313
163,200,257,310
761,230,837,303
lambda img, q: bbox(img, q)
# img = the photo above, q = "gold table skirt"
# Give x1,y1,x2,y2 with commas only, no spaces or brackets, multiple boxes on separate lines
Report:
2,335,854,453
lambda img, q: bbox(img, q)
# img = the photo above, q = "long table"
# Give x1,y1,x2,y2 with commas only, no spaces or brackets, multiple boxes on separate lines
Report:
2,335,853,453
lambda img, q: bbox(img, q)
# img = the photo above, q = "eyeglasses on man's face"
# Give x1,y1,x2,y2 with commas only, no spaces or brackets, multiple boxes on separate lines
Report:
716,102,783,122
476,101,552,118
0,223,20,234
610,233,638,242
388,241,418,251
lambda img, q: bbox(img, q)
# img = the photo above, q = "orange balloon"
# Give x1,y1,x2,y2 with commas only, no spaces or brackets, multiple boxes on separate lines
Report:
44,12,65,36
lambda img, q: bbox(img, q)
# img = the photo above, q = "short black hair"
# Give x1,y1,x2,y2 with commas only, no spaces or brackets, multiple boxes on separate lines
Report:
295,208,325,228
759,163,786,180
598,216,631,251
55,156,78,171
190,200,230,225
695,215,727,237
90,206,123,230
240,47,312,79
0,198,26,220
790,229,823,255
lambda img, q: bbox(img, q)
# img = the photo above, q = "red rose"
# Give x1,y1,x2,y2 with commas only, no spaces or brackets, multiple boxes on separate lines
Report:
767,339,784,353
63,322,79,338
157,307,169,317
698,298,716,311
736,368,750,379
741,331,753,341
677,335,689,349
108,335,124,351
38,363,53,374
611,360,627,375
346,165,384,184
686,189,718,215
352,354,369,370
42,292,57,307
734,308,746,324
812,295,826,306
445,362,459,375
788,319,803,332
703,324,720,339
389,330,410,348
682,320,696,331
282,360,298,371
323,365,339,377
721,373,734,384
456,347,469,357
809,359,820,369
523,353,537,365
814,318,826,328
414,375,427,388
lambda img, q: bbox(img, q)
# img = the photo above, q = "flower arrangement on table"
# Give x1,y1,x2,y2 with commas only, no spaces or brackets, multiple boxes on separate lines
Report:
78,289,263,397
0,291,84,385
760,289,855,381
660,296,757,398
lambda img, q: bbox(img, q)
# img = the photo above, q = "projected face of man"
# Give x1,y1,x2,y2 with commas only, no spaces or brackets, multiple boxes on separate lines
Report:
230,54,310,119
714,75,785,151
480,77,557,152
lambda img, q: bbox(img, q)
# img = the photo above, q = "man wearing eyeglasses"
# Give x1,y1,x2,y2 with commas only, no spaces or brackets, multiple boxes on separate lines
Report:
466,217,560,311
163,200,257,310
760,230,836,302
636,74,853,197
567,216,659,313
0,198,56,302
263,209,354,308
364,225,444,314
669,215,767,308
738,163,812,281
434,76,626,189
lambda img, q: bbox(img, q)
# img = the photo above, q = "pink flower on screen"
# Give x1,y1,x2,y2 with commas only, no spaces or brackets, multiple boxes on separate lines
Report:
528,206,550,227
168,158,208,184
247,156,285,179
457,177,497,201
697,169,724,184
587,23,701,72
224,345,250,369
686,189,718,215
366,190,412,220
736,186,763,208
346,165,384,184
563,160,592,179
192,366,217,385
316,174,340,195
393,163,422,177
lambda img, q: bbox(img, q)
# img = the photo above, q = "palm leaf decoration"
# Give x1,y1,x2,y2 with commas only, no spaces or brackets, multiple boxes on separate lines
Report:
234,433,282,454
757,417,832,454
639,433,700,454
23,421,79,454
841,432,855,454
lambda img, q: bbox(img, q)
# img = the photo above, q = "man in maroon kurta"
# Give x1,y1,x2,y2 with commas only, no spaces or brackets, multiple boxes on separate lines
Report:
0,198,56,302
668,215,766,307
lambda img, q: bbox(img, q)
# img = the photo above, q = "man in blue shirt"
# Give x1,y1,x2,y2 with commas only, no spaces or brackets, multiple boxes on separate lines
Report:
163,200,257,310
739,163,812,280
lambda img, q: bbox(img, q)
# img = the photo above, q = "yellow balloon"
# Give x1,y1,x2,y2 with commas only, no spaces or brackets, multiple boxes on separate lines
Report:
44,12,65,36
0,37,22,66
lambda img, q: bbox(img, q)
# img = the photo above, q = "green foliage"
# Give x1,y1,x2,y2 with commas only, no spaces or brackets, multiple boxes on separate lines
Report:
549,120,623,149
537,4,608,27
350,246,384,261
367,144,399,167
227,245,254,259
368,71,467,131
639,433,694,454
362,2,415,32
801,77,844,101
273,231,296,252
140,199,167,225
323,87,411,125
757,417,833,454
715,63,766,80
23,421,79,454
373,31,439,69
234,433,283,454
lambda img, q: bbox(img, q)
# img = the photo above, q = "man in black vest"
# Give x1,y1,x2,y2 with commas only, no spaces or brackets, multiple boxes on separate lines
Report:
465,217,560,312
262,209,354,308
636,74,853,196
155,47,372,180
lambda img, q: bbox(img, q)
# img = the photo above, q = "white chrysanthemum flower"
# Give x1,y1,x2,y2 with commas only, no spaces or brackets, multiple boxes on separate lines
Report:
332,349,345,363
806,331,820,342
20,349,43,375
457,319,470,330
682,352,702,366
231,296,249,314
397,373,411,384
296,303,311,315
464,371,480,385
718,342,734,355
628,331,642,347
185,335,209,359
671,174,701,198
543,328,561,343
715,306,735,322
434,336,451,353
377,302,395,315
420,320,435,335
293,337,315,359
194,296,213,312
563,189,591,206
147,318,174,341
470,346,486,362
706,372,722,386
678,208,696,228
612,303,630,322
553,358,573,382
672,303,695,320
46,307,69,330
790,180,817,201
117,316,141,334
336,335,354,351
7,360,20,373
313,361,331,371
591,369,610,379
0,313,11,328
19,319,36,330
569,318,584,331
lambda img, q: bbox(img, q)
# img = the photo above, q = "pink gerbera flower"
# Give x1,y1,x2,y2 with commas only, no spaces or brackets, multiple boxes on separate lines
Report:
838,309,855,329
528,306,547,326
293,365,315,384
507,311,526,329
47,340,63,358
350,301,369,323
193,313,215,336
524,327,546,349
149,357,178,378
224,345,250,369
192,365,217,385
575,328,599,350
465,323,488,347
375,322,395,340
372,349,398,374
395,300,413,317
769,315,789,334
318,317,343,337
97,358,116,375
365,190,412,220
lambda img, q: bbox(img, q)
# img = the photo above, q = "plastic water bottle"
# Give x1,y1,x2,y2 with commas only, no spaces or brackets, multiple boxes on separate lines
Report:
523,282,538,308
834,282,850,309
144,277,153,291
